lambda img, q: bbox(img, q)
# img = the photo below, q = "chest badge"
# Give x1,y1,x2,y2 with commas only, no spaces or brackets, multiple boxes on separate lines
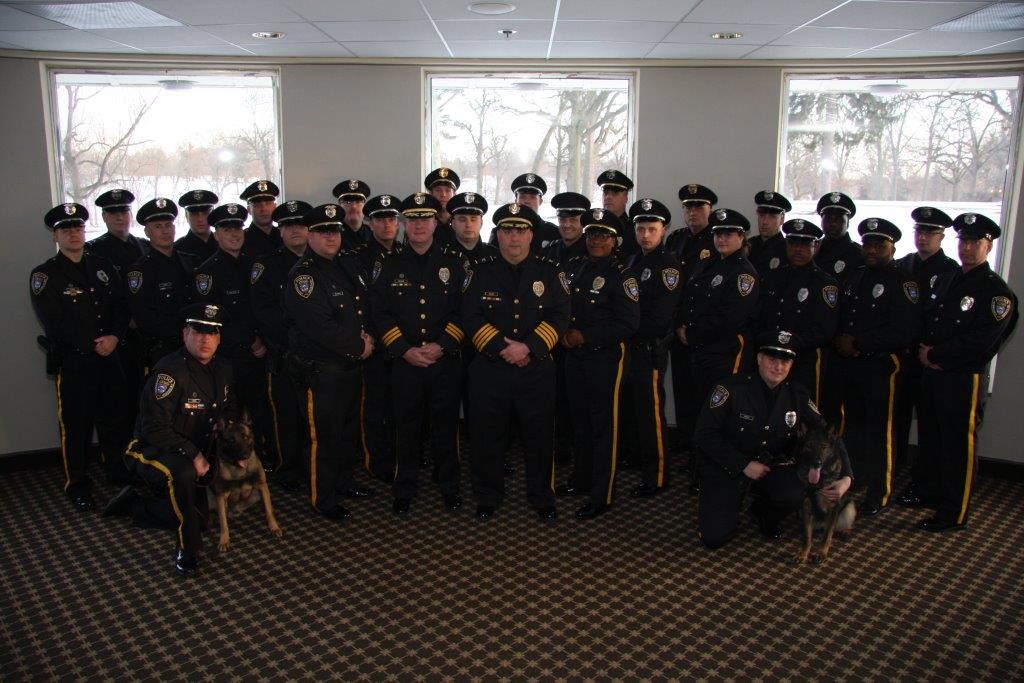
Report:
250,262,265,284
737,273,755,296
699,249,711,260
294,274,314,299
96,269,109,284
785,410,797,428
438,267,450,285
127,271,143,294
662,268,679,291
154,373,175,400
960,295,974,311
711,274,723,288
872,283,885,299
592,276,605,291
195,273,212,295
834,260,846,274
641,267,651,282
769,257,780,270
533,280,545,297
31,272,48,295
797,287,808,302
992,296,1011,321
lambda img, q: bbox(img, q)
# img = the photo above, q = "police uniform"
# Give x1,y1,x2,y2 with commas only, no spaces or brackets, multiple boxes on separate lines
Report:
284,204,371,519
693,332,852,549
241,180,282,259
462,203,570,519
370,192,467,513
174,189,219,261
424,167,460,247
915,213,1017,531
334,179,373,251
249,200,312,489
747,190,791,275
123,304,238,576
623,199,683,495
824,218,920,515
751,219,839,403
814,192,863,284
507,173,561,253
665,184,717,268
596,170,638,256
30,203,132,508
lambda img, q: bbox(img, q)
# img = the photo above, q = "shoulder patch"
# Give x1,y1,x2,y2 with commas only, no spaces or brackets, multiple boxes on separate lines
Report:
372,259,383,283
623,277,639,302
462,269,473,293
822,285,838,309
126,270,143,294
250,262,265,284
992,295,1012,321
154,373,175,400
662,268,680,291
558,271,570,295
195,273,212,295
30,271,48,295
710,384,730,409
807,399,820,415
737,273,756,296
903,280,919,304
294,274,314,299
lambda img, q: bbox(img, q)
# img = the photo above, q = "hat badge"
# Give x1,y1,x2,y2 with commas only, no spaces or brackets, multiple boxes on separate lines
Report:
965,214,976,225
258,181,268,192
64,204,75,215
111,190,122,200
764,191,774,201
793,219,804,229
348,179,359,190
526,173,535,183
688,184,698,194
381,195,391,207
593,208,605,220
287,201,297,211
414,194,425,205
921,208,932,218
325,205,337,218
193,190,203,201
641,198,652,211
439,168,449,178
509,203,520,215
227,204,238,215
605,171,615,180
466,192,476,203
156,198,167,209
716,209,727,221
867,218,878,230
778,331,792,344
204,305,218,319
830,192,841,203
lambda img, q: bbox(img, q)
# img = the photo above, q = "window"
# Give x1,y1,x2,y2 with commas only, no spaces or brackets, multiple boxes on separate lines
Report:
47,68,282,240
426,72,633,240
780,74,1021,266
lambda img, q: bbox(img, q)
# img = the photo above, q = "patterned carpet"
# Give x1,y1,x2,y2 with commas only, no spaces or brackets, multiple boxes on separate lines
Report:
2,451,1023,681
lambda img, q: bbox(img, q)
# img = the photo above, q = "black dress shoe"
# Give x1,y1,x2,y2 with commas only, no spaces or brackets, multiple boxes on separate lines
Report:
555,484,586,497
896,491,936,508
750,501,782,540
859,500,888,517
535,506,557,522
392,498,411,515
277,479,301,493
574,503,609,520
630,483,662,498
918,516,966,532
443,494,463,512
174,549,197,576
475,505,496,519
322,506,352,521
102,486,138,517
338,486,375,499
70,493,96,512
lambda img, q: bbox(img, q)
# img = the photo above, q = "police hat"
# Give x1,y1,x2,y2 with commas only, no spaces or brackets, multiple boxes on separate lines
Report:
492,203,541,231
953,213,1001,241
782,218,823,241
816,191,857,217
136,198,178,224
755,190,792,214
401,192,442,218
364,194,402,218
708,208,750,233
628,198,671,225
178,189,218,210
550,192,591,216
95,188,134,211
511,173,547,196
858,217,901,243
182,302,225,333
240,180,280,202
581,207,624,236
208,203,248,229
911,206,953,232
597,169,634,191
305,204,344,232
333,179,371,202
756,329,800,359
678,183,718,206
44,202,88,230
447,192,489,216
272,200,313,226
424,167,460,191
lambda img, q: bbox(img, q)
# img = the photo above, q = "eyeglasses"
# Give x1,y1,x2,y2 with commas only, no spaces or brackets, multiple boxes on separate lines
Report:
498,226,531,235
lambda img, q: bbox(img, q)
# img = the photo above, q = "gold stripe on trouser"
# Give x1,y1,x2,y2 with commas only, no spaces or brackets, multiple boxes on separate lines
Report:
606,343,626,505
881,353,901,506
306,388,320,511
55,371,70,491
266,372,283,470
814,348,823,406
550,455,556,492
359,374,372,472
125,439,185,548
959,373,980,524
731,334,745,374
652,369,665,487
838,405,846,437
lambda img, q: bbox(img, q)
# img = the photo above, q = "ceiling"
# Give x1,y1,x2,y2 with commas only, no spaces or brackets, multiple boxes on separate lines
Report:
0,0,1023,60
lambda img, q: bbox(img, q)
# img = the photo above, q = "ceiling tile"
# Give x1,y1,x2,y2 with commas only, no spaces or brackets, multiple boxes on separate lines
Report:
886,29,1024,50
684,0,846,26
558,0,700,21
0,4,71,30
436,19,552,41
448,39,550,57
315,20,437,42
854,47,962,57
0,28,142,51
424,0,557,21
743,45,860,58
342,40,449,57
662,22,792,44
145,43,255,55
236,41,355,56
646,42,754,58
967,35,1024,54
774,26,913,48
555,20,676,42
284,0,426,21
138,0,305,25
91,26,231,47
811,1,986,30
200,21,333,44
548,40,656,57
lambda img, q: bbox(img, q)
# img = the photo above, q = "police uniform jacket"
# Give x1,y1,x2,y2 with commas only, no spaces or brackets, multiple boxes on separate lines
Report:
370,243,466,359
462,254,570,361
896,249,957,306
675,251,759,348
624,247,683,343
30,252,128,360
284,250,368,364
173,231,217,261
923,262,1017,373
194,250,259,359
755,263,839,356
542,238,587,269
815,233,863,282
839,263,920,356
566,255,640,350
486,220,560,254
350,239,402,280
341,225,371,252
249,247,302,353
447,238,496,270
615,213,640,256
747,233,787,275
85,232,149,275
125,249,199,356
665,226,714,274
242,224,281,260
695,373,852,479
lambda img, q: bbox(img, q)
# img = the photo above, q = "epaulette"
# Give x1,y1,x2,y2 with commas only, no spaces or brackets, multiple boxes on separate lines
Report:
468,254,497,268
566,255,585,264
535,255,560,268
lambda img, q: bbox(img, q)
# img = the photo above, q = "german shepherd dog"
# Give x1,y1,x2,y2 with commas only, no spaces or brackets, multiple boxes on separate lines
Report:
208,420,282,551
794,423,856,564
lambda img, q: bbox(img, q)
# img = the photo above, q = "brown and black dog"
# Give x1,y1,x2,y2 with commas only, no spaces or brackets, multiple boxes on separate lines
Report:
208,421,282,551
794,423,856,564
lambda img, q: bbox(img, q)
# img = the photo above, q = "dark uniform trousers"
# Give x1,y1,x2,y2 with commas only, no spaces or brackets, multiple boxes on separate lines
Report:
301,362,361,513
125,440,206,555
359,350,396,482
698,462,804,548
788,348,827,404
267,357,304,485
628,339,671,488
553,346,573,463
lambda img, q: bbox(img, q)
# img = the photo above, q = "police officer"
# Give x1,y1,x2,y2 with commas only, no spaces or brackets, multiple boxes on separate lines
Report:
914,213,1016,531
87,188,149,272
597,169,638,255
543,192,590,267
125,198,199,367
424,167,460,245
747,190,791,275
491,173,559,253
174,189,219,261
30,202,131,509
249,199,312,491
333,179,372,251
693,331,852,549
826,217,919,517
750,218,839,404
623,199,683,497
370,192,467,515
447,191,495,264
462,203,569,521
814,191,863,284
240,179,281,258
284,204,376,520
116,303,239,575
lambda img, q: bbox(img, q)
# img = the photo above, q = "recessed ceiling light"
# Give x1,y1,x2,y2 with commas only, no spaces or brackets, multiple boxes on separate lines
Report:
711,32,743,40
469,2,517,15
252,31,285,39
